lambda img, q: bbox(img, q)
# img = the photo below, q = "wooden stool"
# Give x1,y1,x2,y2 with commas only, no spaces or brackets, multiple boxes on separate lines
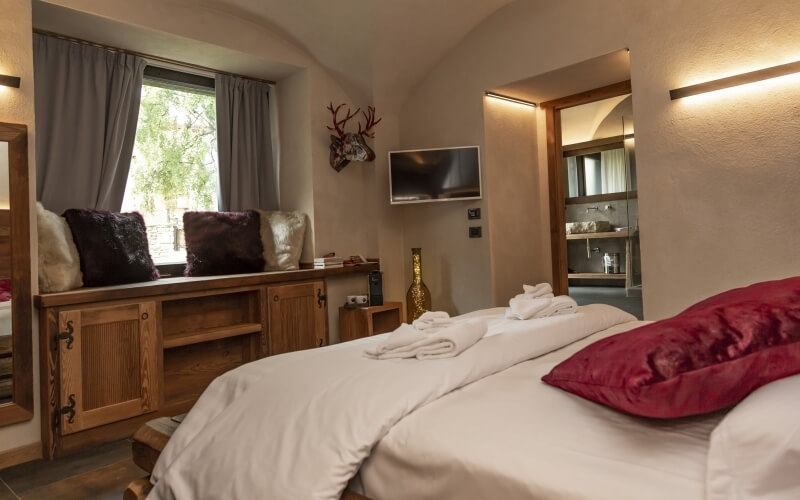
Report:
124,415,183,500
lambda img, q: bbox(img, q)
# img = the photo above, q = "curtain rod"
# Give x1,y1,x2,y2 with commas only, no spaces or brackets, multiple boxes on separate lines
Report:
33,29,276,86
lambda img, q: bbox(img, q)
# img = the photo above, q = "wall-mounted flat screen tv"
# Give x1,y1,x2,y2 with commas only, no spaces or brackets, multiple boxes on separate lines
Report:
388,146,482,204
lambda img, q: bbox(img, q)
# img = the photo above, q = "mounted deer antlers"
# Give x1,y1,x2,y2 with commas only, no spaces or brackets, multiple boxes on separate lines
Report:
327,103,360,141
357,106,381,138
326,102,381,172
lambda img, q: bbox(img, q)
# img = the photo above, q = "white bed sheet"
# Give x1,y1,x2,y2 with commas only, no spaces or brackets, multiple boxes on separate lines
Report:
150,305,635,499
357,321,728,500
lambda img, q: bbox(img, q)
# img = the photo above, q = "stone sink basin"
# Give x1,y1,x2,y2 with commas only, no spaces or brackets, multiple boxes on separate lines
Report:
565,221,612,235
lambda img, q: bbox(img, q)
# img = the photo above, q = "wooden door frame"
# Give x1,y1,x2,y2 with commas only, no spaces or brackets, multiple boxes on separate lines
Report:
540,81,632,295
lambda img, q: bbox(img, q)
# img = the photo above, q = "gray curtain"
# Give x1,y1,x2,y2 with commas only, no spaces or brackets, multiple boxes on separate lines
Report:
33,34,146,213
215,74,277,211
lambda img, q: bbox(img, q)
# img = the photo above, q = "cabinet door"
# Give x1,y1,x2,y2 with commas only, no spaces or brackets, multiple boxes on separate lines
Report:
57,302,158,435
267,281,328,356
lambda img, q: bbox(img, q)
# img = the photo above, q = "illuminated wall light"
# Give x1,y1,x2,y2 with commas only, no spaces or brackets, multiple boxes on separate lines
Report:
0,74,21,88
669,60,800,100
485,92,537,108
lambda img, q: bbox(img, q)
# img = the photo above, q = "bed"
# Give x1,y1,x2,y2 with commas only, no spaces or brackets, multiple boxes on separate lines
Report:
147,282,800,500
354,321,724,500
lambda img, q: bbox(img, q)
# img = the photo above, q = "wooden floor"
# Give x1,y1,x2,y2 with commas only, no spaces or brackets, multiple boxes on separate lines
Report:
0,440,146,499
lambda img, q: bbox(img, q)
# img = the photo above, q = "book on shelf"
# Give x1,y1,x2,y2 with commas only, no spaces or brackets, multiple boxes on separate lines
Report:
314,263,344,269
314,257,344,263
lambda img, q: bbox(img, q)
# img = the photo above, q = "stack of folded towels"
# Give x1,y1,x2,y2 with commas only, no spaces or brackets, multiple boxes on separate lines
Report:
505,283,578,320
364,311,487,360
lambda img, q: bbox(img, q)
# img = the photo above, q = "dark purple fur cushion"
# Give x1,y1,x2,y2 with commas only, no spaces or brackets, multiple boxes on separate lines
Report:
183,211,265,276
63,209,159,287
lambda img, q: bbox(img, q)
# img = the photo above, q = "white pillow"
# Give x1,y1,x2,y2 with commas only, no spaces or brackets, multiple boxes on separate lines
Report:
255,210,307,271
706,373,800,500
37,202,83,292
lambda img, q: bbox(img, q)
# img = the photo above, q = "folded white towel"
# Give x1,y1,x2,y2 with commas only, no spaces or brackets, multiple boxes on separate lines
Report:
364,319,488,360
363,324,425,357
533,295,578,318
522,283,553,298
412,310,453,330
506,296,552,320
415,311,450,322
513,292,554,300
505,295,579,320
413,318,453,330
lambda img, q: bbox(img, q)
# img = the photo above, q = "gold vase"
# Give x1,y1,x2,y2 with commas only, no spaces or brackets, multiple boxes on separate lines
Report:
406,248,432,323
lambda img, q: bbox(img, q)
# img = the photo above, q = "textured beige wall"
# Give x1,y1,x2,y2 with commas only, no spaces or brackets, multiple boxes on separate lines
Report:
398,0,800,319
628,0,800,318
0,0,40,451
276,69,315,262
483,98,544,305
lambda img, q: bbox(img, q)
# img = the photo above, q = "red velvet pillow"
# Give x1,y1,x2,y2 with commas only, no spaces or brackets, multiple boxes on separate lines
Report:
0,279,10,302
542,278,800,418
183,211,264,277
682,276,800,314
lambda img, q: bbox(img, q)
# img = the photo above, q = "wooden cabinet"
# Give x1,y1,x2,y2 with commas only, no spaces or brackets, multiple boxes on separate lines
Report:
339,302,403,343
34,266,383,459
268,281,328,355
56,302,158,435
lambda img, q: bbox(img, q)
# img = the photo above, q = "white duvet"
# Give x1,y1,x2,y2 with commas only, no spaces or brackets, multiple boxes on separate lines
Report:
356,322,727,500
149,304,635,499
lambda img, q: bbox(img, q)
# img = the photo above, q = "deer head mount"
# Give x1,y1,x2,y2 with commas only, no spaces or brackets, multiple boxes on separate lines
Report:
327,102,381,172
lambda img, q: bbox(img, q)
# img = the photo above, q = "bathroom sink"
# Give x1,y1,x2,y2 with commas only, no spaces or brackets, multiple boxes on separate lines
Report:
565,221,612,235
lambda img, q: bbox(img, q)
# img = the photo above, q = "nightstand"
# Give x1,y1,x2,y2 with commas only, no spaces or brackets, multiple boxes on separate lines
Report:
339,301,403,342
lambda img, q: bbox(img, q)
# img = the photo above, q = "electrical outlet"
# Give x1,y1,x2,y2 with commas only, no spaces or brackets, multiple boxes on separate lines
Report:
467,208,481,220
469,226,482,238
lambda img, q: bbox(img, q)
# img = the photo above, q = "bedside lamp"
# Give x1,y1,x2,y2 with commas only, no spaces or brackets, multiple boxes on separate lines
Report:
0,74,21,88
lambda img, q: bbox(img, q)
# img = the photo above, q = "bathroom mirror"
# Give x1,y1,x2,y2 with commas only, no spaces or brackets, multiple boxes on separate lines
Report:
0,122,33,426
562,138,636,201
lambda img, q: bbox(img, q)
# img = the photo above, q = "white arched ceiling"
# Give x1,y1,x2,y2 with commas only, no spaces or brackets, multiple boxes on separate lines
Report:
194,0,515,107
560,94,629,145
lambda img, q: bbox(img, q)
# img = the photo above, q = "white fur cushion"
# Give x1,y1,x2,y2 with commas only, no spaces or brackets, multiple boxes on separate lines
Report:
256,210,306,271
37,202,83,292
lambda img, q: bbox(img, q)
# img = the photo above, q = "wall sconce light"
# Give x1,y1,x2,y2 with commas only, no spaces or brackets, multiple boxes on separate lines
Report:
669,60,800,100
485,92,537,107
0,74,21,88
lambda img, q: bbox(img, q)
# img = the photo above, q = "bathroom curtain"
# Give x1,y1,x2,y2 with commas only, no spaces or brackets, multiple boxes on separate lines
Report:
600,149,627,193
33,34,146,213
565,157,579,197
215,74,278,211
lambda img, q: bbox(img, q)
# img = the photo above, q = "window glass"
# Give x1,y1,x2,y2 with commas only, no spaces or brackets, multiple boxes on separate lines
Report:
122,81,218,264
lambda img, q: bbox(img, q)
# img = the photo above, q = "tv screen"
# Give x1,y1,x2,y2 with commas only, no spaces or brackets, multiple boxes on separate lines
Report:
389,146,482,204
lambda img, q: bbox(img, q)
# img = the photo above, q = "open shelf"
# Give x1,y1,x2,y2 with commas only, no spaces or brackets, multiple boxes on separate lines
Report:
568,273,627,280
163,336,253,404
163,323,262,349
566,230,629,240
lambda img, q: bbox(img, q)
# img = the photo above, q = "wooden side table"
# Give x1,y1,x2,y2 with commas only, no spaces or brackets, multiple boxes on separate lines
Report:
339,301,403,342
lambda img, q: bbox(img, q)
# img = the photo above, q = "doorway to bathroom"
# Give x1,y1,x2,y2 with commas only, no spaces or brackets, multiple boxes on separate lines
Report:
541,81,643,319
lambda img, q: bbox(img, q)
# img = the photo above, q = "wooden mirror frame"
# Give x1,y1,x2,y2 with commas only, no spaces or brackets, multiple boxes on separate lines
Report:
0,122,33,426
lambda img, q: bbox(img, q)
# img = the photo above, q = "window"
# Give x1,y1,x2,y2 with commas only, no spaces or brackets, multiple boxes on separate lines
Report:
121,67,218,264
